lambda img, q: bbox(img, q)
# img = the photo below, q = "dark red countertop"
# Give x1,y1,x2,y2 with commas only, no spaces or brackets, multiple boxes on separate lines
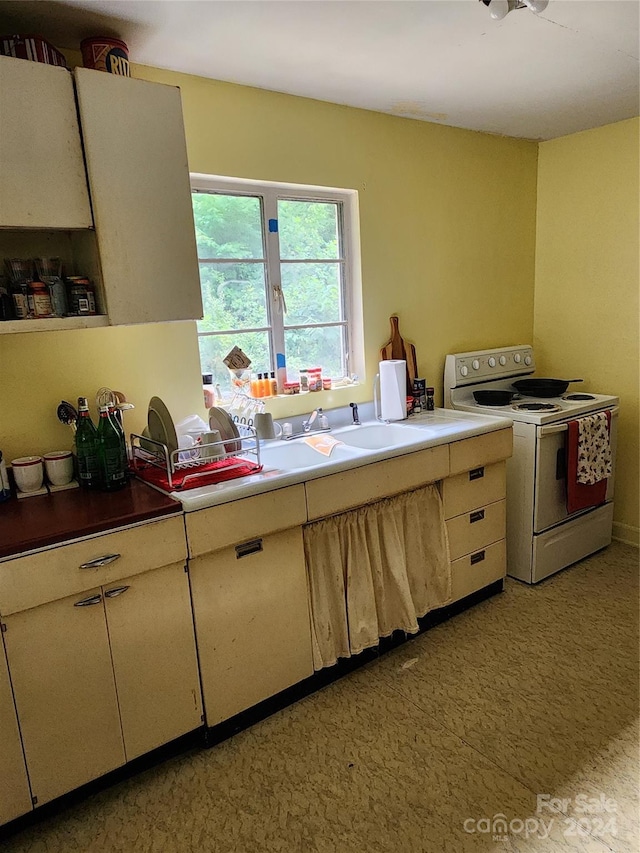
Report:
0,479,182,560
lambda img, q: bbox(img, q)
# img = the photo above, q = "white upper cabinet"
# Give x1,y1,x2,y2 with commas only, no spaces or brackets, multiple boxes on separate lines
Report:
0,56,93,229
74,68,203,325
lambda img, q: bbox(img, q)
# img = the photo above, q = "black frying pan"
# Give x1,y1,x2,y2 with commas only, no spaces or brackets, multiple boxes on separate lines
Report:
473,389,517,406
512,378,582,398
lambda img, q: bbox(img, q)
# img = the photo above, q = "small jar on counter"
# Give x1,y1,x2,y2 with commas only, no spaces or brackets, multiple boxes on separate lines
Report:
322,377,332,391
283,381,300,395
299,369,310,392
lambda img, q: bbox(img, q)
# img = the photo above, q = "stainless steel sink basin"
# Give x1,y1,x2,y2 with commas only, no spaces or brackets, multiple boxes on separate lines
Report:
332,423,428,450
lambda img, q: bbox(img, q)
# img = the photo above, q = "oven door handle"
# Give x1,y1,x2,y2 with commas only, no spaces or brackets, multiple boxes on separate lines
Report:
538,406,618,437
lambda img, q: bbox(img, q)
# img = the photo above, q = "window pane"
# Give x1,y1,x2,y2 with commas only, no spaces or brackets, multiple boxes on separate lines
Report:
278,200,340,260
199,331,271,396
281,262,342,325
197,262,268,333
192,193,264,259
285,325,345,380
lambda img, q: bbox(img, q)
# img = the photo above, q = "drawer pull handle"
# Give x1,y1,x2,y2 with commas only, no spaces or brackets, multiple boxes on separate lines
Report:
79,553,121,570
105,586,130,598
74,594,102,607
236,539,263,559
470,550,486,565
469,467,485,481
470,510,485,524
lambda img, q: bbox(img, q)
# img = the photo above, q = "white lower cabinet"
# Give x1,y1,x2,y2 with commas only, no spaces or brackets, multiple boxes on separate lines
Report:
189,527,314,727
3,562,202,805
0,637,32,823
103,563,203,761
4,587,125,805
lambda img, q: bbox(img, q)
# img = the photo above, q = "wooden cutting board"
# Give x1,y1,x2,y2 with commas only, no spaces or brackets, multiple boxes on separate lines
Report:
380,316,418,395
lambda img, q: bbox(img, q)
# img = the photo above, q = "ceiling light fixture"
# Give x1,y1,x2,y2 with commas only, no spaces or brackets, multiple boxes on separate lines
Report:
480,0,549,20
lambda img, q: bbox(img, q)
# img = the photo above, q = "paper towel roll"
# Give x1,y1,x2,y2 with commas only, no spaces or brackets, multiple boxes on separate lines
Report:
380,359,407,421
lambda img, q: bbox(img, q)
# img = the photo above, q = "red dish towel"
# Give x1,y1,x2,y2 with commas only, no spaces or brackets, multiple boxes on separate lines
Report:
566,410,611,514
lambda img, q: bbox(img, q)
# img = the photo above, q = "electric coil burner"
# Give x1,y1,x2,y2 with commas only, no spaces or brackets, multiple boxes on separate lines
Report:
512,402,561,413
444,345,619,583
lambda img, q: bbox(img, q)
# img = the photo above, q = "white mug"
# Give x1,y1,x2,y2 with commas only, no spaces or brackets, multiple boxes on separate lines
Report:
253,412,283,441
44,451,74,486
11,456,44,493
199,430,223,459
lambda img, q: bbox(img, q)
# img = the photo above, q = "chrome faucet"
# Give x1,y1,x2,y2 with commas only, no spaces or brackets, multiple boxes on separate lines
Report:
303,409,319,432
283,408,331,440
349,402,360,425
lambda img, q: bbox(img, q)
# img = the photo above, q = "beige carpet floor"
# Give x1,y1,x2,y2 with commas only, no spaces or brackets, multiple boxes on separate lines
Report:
3,542,638,853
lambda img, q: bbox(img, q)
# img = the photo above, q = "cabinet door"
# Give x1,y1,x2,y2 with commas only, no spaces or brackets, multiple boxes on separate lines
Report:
0,637,32,824
3,589,125,805
105,563,203,761
74,68,202,325
0,56,92,228
190,528,314,726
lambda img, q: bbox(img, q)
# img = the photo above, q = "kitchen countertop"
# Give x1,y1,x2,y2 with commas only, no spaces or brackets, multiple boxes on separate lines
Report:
171,409,514,512
0,477,181,561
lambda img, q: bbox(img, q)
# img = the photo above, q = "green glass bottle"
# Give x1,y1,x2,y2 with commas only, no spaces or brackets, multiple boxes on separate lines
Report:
97,405,127,491
75,397,100,489
108,403,128,475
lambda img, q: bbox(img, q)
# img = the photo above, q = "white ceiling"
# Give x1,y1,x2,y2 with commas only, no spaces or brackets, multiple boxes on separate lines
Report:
1,0,638,140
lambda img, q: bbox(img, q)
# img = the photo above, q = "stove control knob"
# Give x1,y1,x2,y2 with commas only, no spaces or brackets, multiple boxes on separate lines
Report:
499,355,507,366
524,355,532,366
488,357,496,368
460,365,468,377
472,359,480,370
514,353,522,363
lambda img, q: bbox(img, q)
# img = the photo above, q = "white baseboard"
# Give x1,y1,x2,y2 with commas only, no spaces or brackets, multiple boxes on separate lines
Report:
612,522,639,548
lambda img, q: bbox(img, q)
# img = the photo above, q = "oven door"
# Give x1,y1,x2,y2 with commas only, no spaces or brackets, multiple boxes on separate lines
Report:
533,407,618,533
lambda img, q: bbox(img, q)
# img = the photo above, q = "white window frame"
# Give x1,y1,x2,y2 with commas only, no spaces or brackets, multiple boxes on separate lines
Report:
190,173,364,384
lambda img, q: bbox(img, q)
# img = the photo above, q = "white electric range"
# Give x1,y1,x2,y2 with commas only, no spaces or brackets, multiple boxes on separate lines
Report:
444,345,619,584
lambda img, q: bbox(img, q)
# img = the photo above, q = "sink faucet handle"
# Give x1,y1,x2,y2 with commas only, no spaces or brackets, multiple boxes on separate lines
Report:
350,402,360,425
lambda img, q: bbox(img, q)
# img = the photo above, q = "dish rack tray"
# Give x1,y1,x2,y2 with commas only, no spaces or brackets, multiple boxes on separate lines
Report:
130,426,261,491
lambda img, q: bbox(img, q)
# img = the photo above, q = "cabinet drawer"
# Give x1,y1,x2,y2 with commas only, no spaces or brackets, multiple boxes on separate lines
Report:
442,461,506,520
185,484,307,557
0,515,186,615
446,500,506,561
450,539,506,602
448,429,512,477
305,445,449,521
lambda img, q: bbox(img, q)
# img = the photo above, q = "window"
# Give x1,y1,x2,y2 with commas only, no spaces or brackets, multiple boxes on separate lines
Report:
191,175,362,395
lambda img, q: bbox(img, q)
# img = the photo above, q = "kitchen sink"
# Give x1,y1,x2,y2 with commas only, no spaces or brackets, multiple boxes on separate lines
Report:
259,440,362,471
331,423,428,450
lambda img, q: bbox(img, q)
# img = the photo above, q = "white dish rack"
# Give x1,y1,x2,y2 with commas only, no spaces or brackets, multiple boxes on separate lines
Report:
130,424,261,491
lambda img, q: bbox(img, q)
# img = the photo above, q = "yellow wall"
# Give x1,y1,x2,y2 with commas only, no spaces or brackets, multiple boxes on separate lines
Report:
0,62,538,462
534,118,640,544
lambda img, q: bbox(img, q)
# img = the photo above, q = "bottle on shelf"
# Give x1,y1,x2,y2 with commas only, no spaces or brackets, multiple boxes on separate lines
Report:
75,397,101,489
97,404,127,491
270,371,278,396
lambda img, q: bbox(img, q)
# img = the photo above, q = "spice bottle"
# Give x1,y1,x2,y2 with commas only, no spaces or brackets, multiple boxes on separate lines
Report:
299,369,309,393
426,387,435,411
28,281,53,317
